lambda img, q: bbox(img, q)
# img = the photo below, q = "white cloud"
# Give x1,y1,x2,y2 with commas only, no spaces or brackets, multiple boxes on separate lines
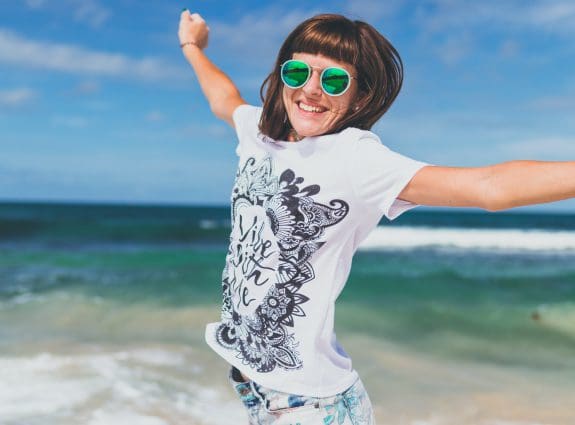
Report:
72,0,111,28
146,111,165,122
415,0,575,35
501,137,575,160
182,122,231,139
25,0,46,9
0,29,185,81
435,32,474,66
498,39,520,59
344,0,404,21
51,116,90,128
371,107,574,166
528,94,575,111
71,81,100,95
211,7,320,65
24,0,111,28
0,153,237,204
0,88,36,106
82,100,112,111
525,1,575,30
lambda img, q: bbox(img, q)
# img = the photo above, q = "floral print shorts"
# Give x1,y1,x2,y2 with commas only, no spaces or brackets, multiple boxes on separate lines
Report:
228,366,376,424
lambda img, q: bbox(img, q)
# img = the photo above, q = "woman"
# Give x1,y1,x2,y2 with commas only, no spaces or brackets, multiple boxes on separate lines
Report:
178,10,575,424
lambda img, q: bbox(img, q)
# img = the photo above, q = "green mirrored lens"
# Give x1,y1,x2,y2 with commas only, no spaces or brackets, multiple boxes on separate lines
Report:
322,68,350,95
281,61,310,88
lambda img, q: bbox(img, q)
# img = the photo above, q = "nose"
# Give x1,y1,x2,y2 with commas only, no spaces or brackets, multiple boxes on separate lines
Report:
302,68,322,97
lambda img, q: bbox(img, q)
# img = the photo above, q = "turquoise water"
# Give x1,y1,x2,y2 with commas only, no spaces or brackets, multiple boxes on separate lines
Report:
1,201,575,424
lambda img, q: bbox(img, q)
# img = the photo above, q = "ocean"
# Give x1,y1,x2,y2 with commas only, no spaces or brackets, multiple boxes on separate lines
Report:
1,201,574,425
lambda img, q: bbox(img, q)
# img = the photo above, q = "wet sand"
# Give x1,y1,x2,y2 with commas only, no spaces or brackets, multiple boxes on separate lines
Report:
2,303,573,424
342,334,574,425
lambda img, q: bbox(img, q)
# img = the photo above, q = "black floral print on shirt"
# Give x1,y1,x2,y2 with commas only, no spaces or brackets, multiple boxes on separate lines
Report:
215,155,349,373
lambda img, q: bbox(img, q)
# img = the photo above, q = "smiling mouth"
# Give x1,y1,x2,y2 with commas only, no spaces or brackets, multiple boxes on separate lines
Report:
297,101,327,113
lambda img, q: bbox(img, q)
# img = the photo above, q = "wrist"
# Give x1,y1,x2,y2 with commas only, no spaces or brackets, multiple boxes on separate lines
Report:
180,41,201,50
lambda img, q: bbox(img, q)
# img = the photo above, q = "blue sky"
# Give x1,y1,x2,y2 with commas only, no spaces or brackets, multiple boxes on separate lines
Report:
1,0,574,212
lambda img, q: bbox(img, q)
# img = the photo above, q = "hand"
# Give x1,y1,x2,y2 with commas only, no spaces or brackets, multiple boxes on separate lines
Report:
178,9,209,50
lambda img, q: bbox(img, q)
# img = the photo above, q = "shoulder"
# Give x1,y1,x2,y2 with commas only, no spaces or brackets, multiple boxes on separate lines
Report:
232,104,263,134
337,127,386,151
233,104,262,122
338,126,380,141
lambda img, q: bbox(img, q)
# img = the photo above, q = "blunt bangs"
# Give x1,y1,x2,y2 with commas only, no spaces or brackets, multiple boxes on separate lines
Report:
285,19,359,66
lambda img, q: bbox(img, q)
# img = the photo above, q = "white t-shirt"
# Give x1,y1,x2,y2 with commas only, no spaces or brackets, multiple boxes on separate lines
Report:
205,104,430,397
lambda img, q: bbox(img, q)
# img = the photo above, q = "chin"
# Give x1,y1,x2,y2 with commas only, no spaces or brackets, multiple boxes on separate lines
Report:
292,121,326,137
297,128,320,138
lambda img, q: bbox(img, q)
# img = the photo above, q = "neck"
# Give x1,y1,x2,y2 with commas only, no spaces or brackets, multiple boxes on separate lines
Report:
289,128,303,142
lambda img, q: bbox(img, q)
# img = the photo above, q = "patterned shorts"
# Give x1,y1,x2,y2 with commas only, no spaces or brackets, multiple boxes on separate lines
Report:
228,365,377,424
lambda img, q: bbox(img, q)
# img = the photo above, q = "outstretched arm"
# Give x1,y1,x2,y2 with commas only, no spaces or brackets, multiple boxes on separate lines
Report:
398,160,575,211
178,9,246,128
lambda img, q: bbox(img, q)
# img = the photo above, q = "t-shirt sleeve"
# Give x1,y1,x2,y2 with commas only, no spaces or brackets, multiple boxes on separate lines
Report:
349,132,431,221
232,104,261,157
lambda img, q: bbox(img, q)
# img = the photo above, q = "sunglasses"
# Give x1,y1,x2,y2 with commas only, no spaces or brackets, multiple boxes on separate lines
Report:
280,59,355,96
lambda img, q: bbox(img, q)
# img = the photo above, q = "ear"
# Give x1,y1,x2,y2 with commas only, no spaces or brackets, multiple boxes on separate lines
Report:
352,90,368,111
353,91,369,111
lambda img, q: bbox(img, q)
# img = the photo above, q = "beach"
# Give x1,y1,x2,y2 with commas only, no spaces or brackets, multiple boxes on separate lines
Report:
1,202,574,424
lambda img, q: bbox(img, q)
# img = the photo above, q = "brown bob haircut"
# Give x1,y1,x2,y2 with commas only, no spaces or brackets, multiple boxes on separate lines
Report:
259,13,403,141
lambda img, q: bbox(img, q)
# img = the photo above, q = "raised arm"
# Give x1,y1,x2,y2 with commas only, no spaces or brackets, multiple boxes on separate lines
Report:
398,160,575,211
178,9,246,128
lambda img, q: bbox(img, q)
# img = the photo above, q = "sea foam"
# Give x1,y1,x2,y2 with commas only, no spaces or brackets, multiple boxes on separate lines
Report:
360,226,575,252
0,348,243,424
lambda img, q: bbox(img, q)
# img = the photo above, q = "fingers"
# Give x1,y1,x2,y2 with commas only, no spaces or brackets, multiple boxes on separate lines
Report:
181,9,204,21
190,12,205,22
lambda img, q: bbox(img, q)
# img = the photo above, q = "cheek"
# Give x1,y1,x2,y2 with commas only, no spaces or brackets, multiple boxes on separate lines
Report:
331,97,351,114
282,87,296,112
341,84,358,107
336,89,357,113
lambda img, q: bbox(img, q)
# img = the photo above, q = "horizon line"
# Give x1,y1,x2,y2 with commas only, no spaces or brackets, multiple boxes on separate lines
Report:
0,198,574,215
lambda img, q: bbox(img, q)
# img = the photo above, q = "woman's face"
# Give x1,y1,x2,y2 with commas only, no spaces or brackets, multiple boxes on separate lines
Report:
282,52,358,139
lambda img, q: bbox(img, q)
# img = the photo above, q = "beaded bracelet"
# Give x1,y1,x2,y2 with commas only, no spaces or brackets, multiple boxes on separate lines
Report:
180,41,199,49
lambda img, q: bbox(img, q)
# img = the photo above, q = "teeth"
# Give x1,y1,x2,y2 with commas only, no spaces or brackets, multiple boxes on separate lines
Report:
299,102,325,113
